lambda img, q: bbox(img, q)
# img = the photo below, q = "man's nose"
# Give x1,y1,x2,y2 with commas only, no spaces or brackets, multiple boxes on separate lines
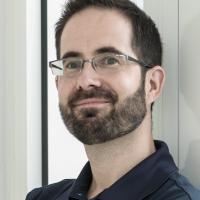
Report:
76,61,102,90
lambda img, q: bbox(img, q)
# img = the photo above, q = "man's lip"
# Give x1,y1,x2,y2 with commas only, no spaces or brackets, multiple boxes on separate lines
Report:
75,98,110,107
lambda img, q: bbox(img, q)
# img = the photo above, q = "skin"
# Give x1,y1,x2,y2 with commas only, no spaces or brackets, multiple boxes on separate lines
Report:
56,7,165,199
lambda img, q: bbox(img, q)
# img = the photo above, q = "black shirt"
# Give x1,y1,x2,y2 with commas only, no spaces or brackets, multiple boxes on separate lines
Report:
26,140,200,200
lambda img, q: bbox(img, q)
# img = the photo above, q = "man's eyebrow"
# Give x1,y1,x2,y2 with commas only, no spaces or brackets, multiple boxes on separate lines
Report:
94,46,124,55
61,47,124,59
61,51,82,59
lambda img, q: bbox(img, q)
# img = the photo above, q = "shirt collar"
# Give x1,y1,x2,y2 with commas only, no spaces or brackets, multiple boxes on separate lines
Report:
63,140,178,200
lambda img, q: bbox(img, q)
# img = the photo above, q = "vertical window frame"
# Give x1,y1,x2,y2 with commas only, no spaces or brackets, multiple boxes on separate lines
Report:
41,0,48,186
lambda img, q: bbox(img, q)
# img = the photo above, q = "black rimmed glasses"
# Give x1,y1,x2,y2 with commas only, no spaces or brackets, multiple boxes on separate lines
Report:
49,54,153,77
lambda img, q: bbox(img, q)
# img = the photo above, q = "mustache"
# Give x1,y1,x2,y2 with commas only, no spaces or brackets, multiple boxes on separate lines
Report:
68,87,118,108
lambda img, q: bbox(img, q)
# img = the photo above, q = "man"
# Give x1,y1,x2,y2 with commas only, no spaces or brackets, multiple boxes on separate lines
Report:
26,0,200,199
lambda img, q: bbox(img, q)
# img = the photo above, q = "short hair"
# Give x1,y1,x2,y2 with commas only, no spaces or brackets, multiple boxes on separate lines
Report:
54,0,163,111
55,0,162,64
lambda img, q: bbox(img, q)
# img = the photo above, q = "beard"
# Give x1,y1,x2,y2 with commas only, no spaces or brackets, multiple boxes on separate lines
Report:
59,79,147,145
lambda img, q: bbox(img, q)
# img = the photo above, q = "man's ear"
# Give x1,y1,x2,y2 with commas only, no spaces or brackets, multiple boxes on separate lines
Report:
55,76,58,90
145,66,165,105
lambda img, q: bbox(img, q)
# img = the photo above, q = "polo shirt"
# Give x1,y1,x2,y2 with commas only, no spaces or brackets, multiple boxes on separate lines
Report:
26,140,200,200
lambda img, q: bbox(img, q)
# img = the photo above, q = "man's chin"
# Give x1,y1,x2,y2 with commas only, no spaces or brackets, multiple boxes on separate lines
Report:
73,106,112,120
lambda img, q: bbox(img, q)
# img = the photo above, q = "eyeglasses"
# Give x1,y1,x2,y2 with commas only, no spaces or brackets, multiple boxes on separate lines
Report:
49,54,152,77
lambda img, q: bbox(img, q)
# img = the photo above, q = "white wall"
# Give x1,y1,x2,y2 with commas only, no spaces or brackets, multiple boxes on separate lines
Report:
0,0,27,199
179,0,200,188
0,2,7,199
144,0,200,189
0,0,42,199
27,0,42,193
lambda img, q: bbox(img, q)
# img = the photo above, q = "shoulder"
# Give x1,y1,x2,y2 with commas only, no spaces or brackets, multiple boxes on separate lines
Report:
169,172,200,199
146,172,200,200
25,179,75,200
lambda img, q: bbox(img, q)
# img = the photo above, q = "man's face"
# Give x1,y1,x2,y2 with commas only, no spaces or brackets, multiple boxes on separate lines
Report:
57,8,147,145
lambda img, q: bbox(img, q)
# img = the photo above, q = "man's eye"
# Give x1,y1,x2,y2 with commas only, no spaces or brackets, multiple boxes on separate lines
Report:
105,57,117,65
66,62,80,69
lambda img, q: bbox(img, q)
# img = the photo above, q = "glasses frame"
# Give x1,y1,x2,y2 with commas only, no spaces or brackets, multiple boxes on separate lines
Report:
49,54,153,76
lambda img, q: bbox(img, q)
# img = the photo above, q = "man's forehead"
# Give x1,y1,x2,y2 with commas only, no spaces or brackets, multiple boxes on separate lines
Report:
60,7,134,58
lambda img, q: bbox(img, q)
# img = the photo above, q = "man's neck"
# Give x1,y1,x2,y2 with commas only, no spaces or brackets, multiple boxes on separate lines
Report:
84,122,156,199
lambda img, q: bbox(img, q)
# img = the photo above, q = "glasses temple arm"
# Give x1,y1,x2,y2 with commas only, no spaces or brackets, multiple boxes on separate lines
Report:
50,64,62,70
127,56,153,68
